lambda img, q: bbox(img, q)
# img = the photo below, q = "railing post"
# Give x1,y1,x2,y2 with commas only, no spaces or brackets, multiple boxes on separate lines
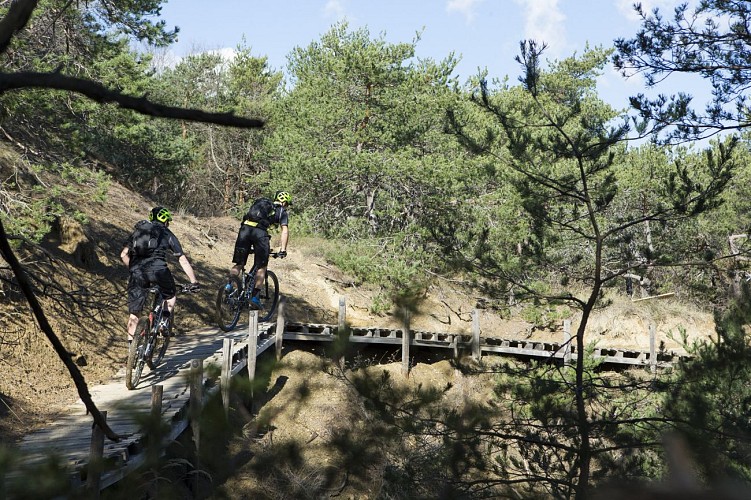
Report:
189,359,203,496
649,324,657,373
336,296,349,369
472,309,481,361
401,307,411,377
338,296,346,334
563,320,572,365
148,385,163,497
189,359,203,453
248,310,259,394
275,296,286,360
150,385,163,420
221,338,233,417
86,410,106,497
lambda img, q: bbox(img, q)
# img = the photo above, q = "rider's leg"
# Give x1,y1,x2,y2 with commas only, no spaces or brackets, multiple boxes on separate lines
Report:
127,273,147,343
166,295,177,315
231,226,253,277
251,231,272,297
127,313,139,342
254,267,267,292
155,268,177,316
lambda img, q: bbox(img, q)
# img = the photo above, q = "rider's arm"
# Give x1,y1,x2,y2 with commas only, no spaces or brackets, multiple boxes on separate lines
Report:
178,254,198,284
120,246,130,267
279,225,289,253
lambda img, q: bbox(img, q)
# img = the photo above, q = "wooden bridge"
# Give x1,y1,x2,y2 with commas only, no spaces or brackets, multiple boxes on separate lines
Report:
5,303,687,496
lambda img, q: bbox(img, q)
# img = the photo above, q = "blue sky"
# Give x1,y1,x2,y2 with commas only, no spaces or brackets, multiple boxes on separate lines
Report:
157,0,701,109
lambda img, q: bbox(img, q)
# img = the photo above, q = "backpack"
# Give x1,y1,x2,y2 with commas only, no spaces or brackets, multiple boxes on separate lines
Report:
246,197,276,228
130,220,167,258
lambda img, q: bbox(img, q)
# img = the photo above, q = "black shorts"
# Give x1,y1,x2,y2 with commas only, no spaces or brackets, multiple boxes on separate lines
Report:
232,225,271,270
127,267,176,315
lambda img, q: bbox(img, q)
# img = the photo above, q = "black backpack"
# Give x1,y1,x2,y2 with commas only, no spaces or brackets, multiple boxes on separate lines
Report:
131,220,167,258
246,198,276,228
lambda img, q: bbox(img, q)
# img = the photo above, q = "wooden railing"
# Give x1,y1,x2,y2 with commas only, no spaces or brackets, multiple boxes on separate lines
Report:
11,295,689,497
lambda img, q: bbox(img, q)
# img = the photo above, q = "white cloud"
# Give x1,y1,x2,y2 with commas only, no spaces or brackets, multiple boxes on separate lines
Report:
446,0,485,24
514,0,566,55
150,47,237,72
212,47,237,61
324,0,347,20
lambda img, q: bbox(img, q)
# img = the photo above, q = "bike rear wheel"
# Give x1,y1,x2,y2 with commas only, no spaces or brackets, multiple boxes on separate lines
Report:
216,276,244,332
149,319,170,369
126,317,150,390
258,270,280,322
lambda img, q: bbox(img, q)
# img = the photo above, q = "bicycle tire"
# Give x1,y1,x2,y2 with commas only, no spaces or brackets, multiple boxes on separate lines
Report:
149,317,170,369
126,317,150,390
147,295,168,370
258,270,280,322
216,276,244,332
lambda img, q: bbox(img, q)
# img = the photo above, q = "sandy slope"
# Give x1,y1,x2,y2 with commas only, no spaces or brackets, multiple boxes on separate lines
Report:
0,180,716,444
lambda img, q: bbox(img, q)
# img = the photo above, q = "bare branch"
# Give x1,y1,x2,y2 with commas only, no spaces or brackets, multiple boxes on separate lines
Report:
0,71,265,128
0,0,38,54
0,218,121,441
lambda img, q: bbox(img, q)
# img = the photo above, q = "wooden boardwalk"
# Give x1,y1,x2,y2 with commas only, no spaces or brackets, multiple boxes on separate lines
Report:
7,315,687,494
10,322,279,492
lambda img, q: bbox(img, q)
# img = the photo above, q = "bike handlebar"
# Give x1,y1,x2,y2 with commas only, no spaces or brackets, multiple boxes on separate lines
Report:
179,283,201,294
146,284,200,295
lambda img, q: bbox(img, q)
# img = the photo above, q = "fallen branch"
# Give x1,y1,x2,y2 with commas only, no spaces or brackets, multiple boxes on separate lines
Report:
631,292,675,303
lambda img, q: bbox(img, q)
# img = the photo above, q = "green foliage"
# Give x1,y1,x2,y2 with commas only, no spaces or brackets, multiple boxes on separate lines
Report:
519,302,571,329
5,3,751,496
1,2,177,149
265,22,466,240
444,41,741,496
0,155,110,242
323,235,430,315
489,356,666,496
663,291,751,482
614,0,751,141
151,43,282,213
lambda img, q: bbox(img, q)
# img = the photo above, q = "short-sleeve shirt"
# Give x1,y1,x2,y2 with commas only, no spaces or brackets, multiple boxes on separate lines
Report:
274,204,289,228
124,222,184,271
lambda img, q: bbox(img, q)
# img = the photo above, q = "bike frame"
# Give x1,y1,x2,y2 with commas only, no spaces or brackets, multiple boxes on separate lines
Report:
126,285,191,390
215,253,280,331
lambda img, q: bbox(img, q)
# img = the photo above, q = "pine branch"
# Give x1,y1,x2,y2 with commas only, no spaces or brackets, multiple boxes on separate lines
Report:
0,71,264,128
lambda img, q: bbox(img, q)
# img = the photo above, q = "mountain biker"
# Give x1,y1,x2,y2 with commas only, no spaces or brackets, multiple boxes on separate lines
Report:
120,206,199,342
230,190,290,309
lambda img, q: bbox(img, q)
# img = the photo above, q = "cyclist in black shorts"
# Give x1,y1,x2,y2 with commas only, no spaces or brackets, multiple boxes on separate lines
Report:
230,191,290,309
121,207,199,342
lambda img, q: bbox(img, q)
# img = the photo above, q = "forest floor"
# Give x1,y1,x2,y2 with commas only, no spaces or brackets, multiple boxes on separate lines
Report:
0,178,719,495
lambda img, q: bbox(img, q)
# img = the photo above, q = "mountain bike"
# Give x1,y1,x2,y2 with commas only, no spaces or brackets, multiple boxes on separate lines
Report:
125,284,197,390
215,253,280,331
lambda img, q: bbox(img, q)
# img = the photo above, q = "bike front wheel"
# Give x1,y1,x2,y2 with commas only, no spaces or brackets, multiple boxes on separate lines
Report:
258,270,280,322
126,317,150,390
216,276,244,332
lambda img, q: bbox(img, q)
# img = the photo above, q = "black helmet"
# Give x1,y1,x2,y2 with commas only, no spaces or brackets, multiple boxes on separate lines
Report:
149,206,172,223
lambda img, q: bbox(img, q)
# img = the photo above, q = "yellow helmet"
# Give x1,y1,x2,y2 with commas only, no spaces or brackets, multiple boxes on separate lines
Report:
149,206,172,223
274,191,292,205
